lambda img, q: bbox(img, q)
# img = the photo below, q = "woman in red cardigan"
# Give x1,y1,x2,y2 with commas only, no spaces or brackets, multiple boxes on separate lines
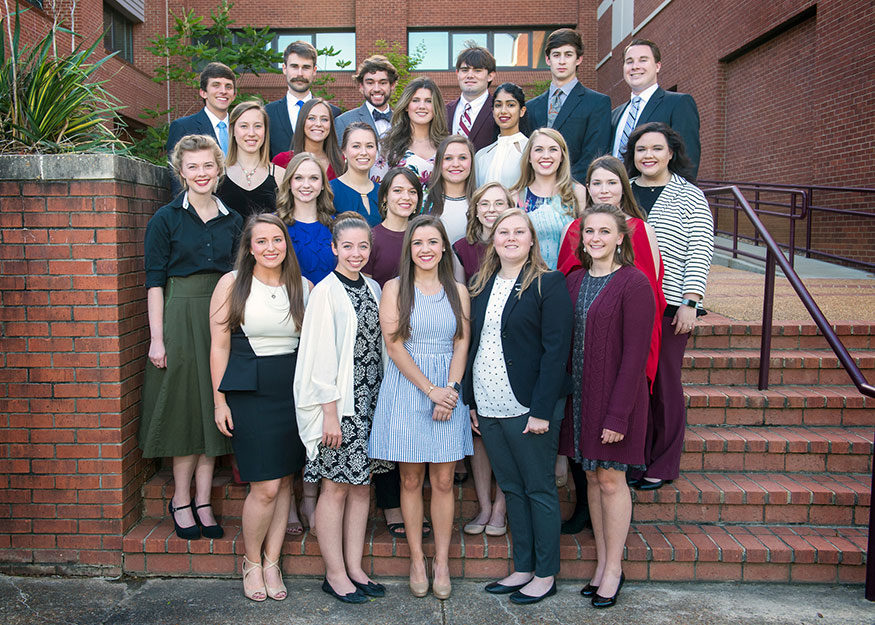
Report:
560,204,655,609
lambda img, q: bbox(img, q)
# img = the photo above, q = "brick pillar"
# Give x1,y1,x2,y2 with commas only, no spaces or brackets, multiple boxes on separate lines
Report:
0,155,168,575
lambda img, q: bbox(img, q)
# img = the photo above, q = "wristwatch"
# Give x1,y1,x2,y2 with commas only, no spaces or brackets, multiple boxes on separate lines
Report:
681,298,699,308
449,382,461,393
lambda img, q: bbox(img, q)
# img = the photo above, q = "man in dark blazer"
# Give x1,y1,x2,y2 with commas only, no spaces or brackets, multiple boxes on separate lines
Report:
446,46,498,152
527,29,612,182
335,55,398,141
265,40,341,160
611,39,701,179
165,62,236,195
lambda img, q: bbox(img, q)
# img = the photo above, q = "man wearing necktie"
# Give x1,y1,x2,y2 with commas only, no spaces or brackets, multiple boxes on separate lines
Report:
165,62,237,195
526,29,611,182
446,46,498,152
610,39,700,179
335,55,398,142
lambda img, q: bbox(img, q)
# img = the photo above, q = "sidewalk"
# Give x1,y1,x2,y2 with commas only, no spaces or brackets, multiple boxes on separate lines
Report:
1,574,871,625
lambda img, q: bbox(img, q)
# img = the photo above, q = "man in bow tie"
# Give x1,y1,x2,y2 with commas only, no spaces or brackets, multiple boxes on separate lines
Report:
335,55,398,142
446,45,498,151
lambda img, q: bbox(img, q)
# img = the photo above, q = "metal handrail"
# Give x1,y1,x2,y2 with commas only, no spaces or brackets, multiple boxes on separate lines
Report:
703,186,875,601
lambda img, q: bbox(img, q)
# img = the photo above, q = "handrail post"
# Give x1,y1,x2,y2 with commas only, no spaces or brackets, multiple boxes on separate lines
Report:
733,197,739,259
758,249,776,390
789,192,797,269
806,186,813,259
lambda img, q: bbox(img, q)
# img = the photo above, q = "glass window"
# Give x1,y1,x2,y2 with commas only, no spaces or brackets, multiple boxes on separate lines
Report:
407,28,562,70
493,32,529,67
451,33,488,63
272,32,355,71
409,32,449,71
103,4,133,63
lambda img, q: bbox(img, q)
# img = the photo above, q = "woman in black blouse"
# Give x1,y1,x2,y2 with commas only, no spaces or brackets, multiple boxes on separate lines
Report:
140,134,242,540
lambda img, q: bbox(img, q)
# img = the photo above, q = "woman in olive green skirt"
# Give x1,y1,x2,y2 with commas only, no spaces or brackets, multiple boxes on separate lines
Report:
140,134,242,540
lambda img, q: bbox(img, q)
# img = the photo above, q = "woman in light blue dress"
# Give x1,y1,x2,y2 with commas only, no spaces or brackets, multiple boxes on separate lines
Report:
510,128,587,269
369,214,471,600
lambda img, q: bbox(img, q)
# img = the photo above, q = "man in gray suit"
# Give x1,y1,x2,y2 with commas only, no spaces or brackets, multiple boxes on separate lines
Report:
334,55,398,142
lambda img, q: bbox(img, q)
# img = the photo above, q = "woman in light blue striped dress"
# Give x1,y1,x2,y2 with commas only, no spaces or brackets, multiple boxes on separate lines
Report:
369,214,472,600
510,128,587,269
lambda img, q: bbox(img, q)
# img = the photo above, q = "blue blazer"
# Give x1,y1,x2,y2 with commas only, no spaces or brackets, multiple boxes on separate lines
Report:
265,96,342,160
528,82,612,183
462,269,573,419
611,86,701,179
165,109,218,195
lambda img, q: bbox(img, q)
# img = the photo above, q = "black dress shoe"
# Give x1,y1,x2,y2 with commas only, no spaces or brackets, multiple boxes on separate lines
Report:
591,573,624,608
168,501,200,540
561,510,592,535
321,579,368,603
509,581,557,604
580,583,598,597
484,580,529,594
634,478,666,491
352,579,386,598
193,503,224,539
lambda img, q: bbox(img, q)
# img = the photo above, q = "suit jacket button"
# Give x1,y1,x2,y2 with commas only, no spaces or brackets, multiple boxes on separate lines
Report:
507,360,513,366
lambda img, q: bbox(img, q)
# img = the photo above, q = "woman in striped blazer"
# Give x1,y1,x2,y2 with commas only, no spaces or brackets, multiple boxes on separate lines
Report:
623,122,714,491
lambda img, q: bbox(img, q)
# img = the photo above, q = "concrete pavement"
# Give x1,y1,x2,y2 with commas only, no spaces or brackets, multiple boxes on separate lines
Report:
1,574,871,625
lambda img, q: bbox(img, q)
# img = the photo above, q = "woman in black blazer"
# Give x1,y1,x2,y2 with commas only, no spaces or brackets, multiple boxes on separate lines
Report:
462,208,573,604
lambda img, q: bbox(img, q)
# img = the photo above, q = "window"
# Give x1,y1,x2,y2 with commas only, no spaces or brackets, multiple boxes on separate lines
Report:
103,4,134,63
408,28,559,70
270,32,356,71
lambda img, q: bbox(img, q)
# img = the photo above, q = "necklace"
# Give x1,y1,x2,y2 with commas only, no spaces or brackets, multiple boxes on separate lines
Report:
242,166,258,187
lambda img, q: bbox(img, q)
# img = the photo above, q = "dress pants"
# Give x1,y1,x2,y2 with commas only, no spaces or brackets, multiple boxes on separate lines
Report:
479,413,561,577
644,316,690,481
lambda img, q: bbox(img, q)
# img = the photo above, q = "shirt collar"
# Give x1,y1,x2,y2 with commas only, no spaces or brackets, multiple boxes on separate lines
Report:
287,91,312,106
460,89,489,108
549,78,579,100
202,107,229,129
181,191,230,216
630,82,659,104
365,101,391,116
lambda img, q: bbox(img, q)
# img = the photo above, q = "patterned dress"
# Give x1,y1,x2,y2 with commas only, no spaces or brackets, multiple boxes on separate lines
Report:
521,188,575,270
304,273,389,484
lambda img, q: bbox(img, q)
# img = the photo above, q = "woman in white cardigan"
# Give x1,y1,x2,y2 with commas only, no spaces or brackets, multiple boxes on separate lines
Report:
294,212,389,604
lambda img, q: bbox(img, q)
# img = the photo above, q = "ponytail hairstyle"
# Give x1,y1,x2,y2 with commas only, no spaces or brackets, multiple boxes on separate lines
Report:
224,213,306,331
393,214,464,342
332,210,372,246
575,203,635,269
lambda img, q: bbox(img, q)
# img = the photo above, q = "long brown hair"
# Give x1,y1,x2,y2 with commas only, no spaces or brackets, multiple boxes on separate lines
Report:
224,213,306,331
381,77,449,168
575,203,636,270
227,101,271,169
510,128,578,216
276,152,336,226
585,155,645,220
423,135,477,217
292,98,344,175
393,215,464,342
469,208,550,298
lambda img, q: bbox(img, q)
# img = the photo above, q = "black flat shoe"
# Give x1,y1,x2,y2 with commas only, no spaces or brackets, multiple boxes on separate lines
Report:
168,500,200,540
591,573,624,608
194,503,224,539
484,580,529,594
509,581,557,605
580,583,598,597
352,579,386,598
321,579,368,604
561,510,592,535
634,478,666,491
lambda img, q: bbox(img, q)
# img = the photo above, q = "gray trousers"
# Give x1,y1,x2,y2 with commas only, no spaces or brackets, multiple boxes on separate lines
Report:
478,409,562,577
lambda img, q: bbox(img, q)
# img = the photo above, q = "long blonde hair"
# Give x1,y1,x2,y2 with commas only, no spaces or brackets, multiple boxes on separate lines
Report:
510,128,578,216
275,152,336,226
469,208,550,298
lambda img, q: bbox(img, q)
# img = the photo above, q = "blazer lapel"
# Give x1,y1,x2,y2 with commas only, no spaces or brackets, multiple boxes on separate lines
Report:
468,93,493,139
472,272,497,339
360,104,379,133
636,87,664,126
196,110,218,141
552,84,583,130
500,267,527,332
277,97,293,140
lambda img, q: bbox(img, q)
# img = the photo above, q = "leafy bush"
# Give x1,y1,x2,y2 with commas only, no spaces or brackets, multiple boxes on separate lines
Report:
0,8,126,154
374,40,425,107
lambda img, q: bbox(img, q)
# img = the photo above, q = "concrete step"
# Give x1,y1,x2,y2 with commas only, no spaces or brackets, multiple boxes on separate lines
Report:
121,518,867,584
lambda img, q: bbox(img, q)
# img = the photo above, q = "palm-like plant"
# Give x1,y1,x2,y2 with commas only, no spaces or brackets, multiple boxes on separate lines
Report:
0,8,127,153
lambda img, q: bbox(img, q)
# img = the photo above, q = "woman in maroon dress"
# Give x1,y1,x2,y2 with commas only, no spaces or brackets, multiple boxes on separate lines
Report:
364,167,422,287
561,204,655,609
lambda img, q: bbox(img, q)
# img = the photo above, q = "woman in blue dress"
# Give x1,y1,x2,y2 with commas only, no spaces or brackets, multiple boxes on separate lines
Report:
330,122,381,227
369,214,472,600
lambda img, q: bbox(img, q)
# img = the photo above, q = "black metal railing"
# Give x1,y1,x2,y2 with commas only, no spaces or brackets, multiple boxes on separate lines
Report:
702,186,875,600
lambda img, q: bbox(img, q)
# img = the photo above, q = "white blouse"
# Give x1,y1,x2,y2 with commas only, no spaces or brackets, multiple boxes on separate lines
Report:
440,196,470,245
473,275,529,418
475,132,528,189
240,274,309,356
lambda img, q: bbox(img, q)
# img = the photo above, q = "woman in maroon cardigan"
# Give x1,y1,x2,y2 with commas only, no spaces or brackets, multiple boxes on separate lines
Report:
560,204,655,609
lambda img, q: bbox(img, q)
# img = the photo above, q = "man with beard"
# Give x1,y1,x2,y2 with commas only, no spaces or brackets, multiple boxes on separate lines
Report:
266,41,342,160
335,55,398,141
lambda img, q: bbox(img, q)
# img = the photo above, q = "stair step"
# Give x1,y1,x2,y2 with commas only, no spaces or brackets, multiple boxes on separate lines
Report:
122,518,867,584
689,316,875,351
681,425,873,474
684,385,875,426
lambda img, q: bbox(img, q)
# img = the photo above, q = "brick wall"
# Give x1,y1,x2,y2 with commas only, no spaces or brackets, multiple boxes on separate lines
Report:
0,155,166,574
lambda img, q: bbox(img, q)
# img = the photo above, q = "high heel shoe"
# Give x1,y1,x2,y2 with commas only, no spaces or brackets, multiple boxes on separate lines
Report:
242,555,266,602
262,554,287,601
431,557,451,600
580,582,598,597
409,556,429,598
193,503,223,539
168,500,200,540
591,572,624,608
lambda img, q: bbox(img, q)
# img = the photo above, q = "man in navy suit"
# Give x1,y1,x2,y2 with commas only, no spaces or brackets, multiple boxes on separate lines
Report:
446,46,498,152
265,41,342,160
165,62,236,195
527,29,611,182
611,39,701,179
335,55,397,142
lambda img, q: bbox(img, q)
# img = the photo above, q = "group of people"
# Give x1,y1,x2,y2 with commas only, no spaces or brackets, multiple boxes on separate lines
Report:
142,28,714,609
